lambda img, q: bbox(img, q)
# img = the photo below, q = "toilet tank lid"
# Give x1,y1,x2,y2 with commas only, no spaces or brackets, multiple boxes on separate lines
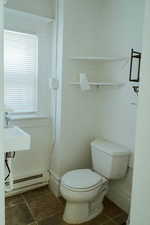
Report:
91,138,131,156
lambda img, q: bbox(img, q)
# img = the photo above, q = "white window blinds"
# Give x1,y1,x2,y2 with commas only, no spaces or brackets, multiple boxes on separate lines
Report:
4,30,38,113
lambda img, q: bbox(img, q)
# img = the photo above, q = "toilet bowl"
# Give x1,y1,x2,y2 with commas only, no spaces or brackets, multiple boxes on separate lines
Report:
60,169,108,224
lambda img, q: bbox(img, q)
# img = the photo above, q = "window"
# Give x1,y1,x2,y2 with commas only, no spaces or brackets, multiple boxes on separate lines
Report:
4,30,38,113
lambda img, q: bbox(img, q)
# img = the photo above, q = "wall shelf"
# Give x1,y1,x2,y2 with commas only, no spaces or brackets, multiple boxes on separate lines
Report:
69,82,125,87
5,8,55,24
70,56,129,62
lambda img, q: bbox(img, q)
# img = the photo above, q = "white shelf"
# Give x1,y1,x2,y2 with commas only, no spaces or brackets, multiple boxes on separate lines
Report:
70,56,129,62
5,8,54,23
8,114,49,121
70,82,125,87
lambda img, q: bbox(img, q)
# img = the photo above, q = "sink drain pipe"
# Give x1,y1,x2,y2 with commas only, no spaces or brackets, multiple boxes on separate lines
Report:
5,152,16,192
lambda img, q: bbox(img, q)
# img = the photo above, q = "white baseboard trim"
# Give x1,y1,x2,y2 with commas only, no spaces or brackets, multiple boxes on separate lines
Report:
49,170,61,197
107,189,131,213
6,182,48,197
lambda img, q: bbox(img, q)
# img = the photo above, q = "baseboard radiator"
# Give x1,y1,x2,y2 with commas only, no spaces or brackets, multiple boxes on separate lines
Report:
5,172,49,197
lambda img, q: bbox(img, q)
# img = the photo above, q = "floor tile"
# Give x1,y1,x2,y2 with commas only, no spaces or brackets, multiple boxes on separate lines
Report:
5,194,25,208
103,198,124,218
38,211,111,225
28,223,38,225
5,203,34,225
86,212,110,225
113,213,128,225
23,186,64,221
104,221,117,225
23,186,51,199
5,187,127,225
59,197,66,207
38,214,62,225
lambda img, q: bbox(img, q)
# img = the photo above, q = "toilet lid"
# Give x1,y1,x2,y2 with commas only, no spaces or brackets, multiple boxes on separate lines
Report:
61,169,104,189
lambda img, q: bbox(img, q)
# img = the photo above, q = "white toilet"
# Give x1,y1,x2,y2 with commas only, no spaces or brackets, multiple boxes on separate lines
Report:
60,138,130,224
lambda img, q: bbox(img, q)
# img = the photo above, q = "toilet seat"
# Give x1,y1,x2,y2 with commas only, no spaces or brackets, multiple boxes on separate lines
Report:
61,169,106,192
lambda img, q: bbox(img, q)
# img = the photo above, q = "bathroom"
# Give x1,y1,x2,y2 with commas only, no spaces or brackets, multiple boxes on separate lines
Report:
0,0,149,225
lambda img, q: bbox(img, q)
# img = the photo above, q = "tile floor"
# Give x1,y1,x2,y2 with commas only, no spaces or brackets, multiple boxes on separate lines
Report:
5,186,128,225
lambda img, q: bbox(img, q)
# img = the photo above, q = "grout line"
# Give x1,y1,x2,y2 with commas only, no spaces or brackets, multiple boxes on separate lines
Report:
22,189,64,223
28,223,38,225
101,219,115,225
114,211,128,218
111,212,128,222
100,216,118,225
102,211,125,225
110,212,128,225
103,213,116,221
109,218,119,225
22,194,63,224
22,194,36,222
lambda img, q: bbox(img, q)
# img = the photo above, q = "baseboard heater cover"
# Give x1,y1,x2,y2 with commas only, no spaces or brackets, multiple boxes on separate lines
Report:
16,174,43,183
5,172,49,196
6,174,43,185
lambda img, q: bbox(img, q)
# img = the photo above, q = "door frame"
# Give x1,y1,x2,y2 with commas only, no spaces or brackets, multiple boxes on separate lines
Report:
130,0,150,224
0,0,5,224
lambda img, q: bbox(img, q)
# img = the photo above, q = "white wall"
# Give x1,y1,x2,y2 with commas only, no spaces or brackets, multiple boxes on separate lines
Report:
6,0,54,18
96,0,145,149
95,0,145,212
51,0,145,212
51,0,102,178
4,7,54,182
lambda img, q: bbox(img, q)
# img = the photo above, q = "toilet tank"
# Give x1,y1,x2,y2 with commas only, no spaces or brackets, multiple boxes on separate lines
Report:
91,139,130,179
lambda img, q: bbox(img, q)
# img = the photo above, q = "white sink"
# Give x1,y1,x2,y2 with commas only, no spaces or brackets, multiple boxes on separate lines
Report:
4,126,31,152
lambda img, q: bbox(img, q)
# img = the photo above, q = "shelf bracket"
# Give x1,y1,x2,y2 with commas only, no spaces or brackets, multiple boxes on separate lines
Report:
129,49,141,82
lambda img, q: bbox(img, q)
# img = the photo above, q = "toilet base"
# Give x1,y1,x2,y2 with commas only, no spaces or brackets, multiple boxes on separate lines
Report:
63,201,103,224
63,185,108,225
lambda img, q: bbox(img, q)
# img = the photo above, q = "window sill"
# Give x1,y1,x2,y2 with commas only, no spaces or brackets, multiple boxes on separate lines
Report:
8,114,49,121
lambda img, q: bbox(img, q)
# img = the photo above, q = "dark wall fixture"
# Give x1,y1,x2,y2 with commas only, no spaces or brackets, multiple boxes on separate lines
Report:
132,86,139,96
129,49,141,95
129,49,141,82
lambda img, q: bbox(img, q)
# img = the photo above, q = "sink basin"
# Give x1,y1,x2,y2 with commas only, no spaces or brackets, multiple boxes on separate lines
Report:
4,126,31,152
